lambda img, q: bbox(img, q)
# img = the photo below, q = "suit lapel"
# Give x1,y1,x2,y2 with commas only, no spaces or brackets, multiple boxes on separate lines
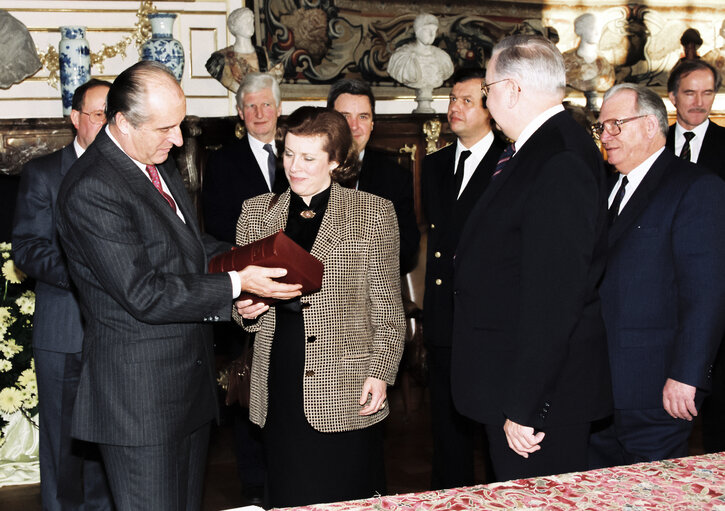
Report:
697,121,719,167
241,135,273,193
95,130,203,255
60,144,77,176
457,138,503,205
261,189,290,235
608,150,672,246
665,125,676,152
310,183,343,263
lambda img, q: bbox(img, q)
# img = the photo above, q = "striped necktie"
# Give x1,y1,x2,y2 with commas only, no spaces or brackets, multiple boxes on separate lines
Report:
492,143,516,179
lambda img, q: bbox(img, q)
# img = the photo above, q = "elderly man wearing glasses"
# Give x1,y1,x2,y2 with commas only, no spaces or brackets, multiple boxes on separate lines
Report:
450,34,612,482
589,82,725,468
12,78,114,511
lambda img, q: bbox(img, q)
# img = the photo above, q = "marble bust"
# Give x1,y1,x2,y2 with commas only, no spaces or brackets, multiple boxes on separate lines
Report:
206,7,284,93
563,13,615,109
388,13,454,113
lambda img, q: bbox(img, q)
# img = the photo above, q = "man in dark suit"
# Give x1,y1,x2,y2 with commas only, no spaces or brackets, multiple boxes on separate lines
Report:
421,68,504,489
451,35,612,481
55,61,301,511
589,83,725,467
12,79,114,511
327,79,420,273
666,59,725,454
203,72,287,244
665,59,725,180
201,71,286,505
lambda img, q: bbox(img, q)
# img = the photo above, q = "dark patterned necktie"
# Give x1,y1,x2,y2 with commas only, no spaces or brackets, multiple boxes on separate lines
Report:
608,176,628,226
491,143,516,179
145,165,177,212
453,150,471,199
263,143,276,191
679,131,695,161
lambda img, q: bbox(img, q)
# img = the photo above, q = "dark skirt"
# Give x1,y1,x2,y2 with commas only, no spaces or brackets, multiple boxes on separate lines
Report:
263,303,386,509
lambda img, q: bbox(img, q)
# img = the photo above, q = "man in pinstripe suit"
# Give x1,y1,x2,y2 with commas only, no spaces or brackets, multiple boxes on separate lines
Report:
55,61,301,511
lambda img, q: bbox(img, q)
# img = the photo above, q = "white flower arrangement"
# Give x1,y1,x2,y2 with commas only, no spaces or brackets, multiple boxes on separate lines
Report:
0,242,38,447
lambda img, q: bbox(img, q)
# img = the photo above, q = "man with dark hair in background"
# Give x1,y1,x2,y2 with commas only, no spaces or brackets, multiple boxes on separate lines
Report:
421,67,504,489
55,61,301,510
666,59,725,179
202,71,287,506
327,78,420,273
666,60,725,454
13,78,114,511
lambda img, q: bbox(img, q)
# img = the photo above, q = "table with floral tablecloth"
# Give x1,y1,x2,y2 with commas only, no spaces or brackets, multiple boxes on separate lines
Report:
281,452,725,510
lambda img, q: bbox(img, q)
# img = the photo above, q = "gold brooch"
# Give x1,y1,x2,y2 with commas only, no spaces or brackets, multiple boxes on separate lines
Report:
300,210,316,219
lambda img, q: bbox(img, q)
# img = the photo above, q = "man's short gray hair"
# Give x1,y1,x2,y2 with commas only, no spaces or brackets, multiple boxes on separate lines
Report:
603,83,669,137
490,34,566,99
236,72,281,108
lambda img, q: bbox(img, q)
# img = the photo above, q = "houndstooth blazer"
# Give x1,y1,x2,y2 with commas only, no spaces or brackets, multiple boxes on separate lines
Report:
235,182,405,433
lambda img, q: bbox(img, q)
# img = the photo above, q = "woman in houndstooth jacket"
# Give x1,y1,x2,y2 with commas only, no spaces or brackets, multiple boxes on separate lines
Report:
235,106,406,508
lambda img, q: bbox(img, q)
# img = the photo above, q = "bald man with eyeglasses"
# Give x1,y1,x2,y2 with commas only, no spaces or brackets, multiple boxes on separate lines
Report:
12,78,114,511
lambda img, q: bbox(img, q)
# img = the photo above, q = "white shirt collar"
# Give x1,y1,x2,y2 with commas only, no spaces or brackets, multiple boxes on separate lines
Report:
73,137,85,158
454,130,494,198
514,104,565,152
609,147,665,211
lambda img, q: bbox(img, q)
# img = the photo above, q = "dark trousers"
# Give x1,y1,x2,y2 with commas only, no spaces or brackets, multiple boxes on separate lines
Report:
34,348,113,511
98,422,210,511
588,404,700,470
427,345,475,489
485,421,590,482
702,341,725,453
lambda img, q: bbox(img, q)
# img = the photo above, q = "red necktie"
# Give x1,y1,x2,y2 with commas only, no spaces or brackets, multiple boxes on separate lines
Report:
145,165,177,212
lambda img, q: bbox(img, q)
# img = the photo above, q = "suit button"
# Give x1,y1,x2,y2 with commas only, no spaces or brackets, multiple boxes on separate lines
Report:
430,223,436,229
305,370,315,377
196,359,202,366
301,302,311,309
453,290,459,295
307,335,316,343
435,279,442,286
434,251,441,258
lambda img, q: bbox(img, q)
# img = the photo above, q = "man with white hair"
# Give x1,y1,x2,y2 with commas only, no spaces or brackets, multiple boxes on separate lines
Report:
451,34,613,481
202,71,287,505
591,83,725,467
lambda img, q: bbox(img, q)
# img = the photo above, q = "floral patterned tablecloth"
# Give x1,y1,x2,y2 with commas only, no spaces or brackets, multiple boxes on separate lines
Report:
282,452,725,510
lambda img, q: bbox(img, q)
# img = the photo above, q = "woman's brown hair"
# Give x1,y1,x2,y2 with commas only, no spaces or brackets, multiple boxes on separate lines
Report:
282,106,360,184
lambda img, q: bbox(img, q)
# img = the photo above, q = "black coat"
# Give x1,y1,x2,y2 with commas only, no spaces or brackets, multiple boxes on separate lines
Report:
666,120,725,180
357,148,420,273
203,135,287,244
451,111,613,430
421,137,505,347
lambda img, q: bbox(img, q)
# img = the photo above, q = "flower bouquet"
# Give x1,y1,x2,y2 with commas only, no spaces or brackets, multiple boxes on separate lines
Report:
0,242,38,447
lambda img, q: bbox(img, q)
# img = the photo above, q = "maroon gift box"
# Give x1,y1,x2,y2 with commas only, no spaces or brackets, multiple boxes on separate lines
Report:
208,230,324,305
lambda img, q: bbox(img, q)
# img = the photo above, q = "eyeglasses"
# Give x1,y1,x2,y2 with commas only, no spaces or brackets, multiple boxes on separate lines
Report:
481,78,519,97
79,110,106,125
591,115,648,139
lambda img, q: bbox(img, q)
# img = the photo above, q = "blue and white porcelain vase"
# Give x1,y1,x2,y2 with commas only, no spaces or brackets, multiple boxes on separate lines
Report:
141,13,185,81
59,26,91,116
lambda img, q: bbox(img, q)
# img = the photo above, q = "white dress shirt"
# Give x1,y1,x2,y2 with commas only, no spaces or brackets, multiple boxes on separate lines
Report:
673,120,709,163
608,147,665,214
248,133,275,191
514,104,565,152
454,130,495,199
